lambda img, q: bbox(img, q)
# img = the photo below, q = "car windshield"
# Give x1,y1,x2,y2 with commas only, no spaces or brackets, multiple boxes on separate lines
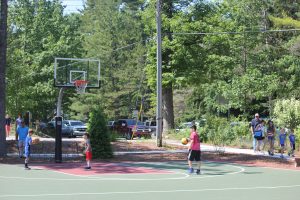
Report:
70,121,84,126
126,120,136,126
125,120,144,126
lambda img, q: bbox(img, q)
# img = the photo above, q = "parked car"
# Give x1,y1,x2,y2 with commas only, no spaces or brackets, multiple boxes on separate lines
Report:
63,120,87,137
107,120,116,131
114,119,151,140
41,121,73,138
144,120,156,134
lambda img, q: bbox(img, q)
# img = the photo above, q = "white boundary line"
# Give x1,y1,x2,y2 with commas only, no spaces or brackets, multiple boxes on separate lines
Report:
0,162,244,181
1,184,300,198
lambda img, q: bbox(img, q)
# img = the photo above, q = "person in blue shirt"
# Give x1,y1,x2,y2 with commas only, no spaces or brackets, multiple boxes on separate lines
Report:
16,121,29,158
279,128,287,158
288,129,296,157
251,113,261,152
15,114,23,140
24,129,33,170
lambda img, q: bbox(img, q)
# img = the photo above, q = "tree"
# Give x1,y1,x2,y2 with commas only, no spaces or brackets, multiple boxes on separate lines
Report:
73,0,149,120
6,0,83,120
0,0,8,157
88,107,113,159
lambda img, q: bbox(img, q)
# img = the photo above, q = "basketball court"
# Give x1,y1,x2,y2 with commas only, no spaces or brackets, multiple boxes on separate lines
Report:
1,161,300,200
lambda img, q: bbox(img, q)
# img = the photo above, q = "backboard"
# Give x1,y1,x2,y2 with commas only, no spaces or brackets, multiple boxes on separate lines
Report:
54,57,100,88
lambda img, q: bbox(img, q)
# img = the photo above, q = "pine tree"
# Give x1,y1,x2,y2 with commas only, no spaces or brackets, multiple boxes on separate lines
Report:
88,107,113,159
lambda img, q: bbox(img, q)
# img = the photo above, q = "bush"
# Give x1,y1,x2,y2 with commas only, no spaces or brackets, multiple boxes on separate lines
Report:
273,98,300,129
109,131,119,142
203,115,250,148
88,107,113,159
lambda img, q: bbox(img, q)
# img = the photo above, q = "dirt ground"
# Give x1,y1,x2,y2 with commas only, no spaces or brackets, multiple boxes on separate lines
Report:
1,139,298,170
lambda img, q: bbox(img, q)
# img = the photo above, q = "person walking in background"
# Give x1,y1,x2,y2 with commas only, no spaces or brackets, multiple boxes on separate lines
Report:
188,125,201,175
15,114,23,140
267,120,276,156
288,129,296,157
255,120,266,153
16,121,29,158
5,114,11,137
279,127,287,158
251,113,261,152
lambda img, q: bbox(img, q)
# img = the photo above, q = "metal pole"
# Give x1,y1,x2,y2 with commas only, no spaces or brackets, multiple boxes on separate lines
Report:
55,88,64,163
156,0,162,147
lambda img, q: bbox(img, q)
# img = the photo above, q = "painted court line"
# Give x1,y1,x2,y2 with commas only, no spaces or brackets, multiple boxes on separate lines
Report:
1,184,300,198
0,164,244,181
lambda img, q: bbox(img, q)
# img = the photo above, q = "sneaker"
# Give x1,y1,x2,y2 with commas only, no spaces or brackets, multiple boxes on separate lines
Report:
24,166,31,170
268,150,271,155
84,166,91,170
196,169,201,175
188,168,194,174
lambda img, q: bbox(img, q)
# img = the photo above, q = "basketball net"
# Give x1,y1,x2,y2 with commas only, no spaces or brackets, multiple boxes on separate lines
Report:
74,80,88,94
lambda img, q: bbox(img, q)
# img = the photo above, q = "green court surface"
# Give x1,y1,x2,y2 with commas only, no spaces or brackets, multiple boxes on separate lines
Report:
0,161,300,200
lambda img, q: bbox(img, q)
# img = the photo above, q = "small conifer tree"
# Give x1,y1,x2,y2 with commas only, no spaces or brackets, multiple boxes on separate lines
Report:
88,107,113,159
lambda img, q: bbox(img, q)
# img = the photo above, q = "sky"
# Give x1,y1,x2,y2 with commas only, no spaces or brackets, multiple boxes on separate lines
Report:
62,0,85,14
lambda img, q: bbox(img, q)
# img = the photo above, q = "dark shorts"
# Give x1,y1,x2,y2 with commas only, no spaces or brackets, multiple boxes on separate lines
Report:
188,150,201,161
268,136,274,141
256,136,265,141
291,143,295,150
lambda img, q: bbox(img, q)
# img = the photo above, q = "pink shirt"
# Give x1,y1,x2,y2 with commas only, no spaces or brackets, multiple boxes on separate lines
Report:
190,131,200,150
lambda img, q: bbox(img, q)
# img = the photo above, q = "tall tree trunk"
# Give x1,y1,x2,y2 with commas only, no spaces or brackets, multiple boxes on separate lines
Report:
161,0,175,133
0,0,8,157
162,84,174,133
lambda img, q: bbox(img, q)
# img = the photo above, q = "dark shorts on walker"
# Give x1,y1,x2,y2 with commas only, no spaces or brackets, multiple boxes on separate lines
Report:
188,150,201,161
291,143,295,150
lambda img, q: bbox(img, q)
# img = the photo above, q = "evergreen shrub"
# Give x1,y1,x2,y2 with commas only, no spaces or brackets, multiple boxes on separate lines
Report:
88,107,113,159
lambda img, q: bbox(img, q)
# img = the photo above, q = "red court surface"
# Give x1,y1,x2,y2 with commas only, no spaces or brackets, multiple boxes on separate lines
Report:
34,162,174,176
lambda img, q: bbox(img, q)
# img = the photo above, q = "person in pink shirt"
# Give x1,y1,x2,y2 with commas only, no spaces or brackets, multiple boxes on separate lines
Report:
188,125,201,175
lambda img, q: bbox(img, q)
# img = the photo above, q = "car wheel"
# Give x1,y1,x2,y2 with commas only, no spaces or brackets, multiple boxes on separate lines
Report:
68,131,73,138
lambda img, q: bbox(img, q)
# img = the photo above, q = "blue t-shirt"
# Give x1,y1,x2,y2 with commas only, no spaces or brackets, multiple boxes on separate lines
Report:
16,118,22,128
17,126,29,141
289,134,296,144
251,118,261,131
279,133,287,145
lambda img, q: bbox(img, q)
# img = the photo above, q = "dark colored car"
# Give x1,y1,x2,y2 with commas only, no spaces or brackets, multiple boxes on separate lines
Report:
41,121,73,138
114,119,151,140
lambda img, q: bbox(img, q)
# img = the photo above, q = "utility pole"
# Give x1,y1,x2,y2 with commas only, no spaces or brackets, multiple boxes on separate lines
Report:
156,0,162,147
55,88,64,163
0,0,8,157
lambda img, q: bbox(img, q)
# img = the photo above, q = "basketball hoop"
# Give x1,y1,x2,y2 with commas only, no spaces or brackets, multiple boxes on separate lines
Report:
74,80,88,94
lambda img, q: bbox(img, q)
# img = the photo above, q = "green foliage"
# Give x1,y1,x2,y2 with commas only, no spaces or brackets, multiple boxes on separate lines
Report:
71,0,149,120
7,0,83,120
109,131,119,142
273,98,300,129
269,16,300,28
202,116,250,147
88,107,113,159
